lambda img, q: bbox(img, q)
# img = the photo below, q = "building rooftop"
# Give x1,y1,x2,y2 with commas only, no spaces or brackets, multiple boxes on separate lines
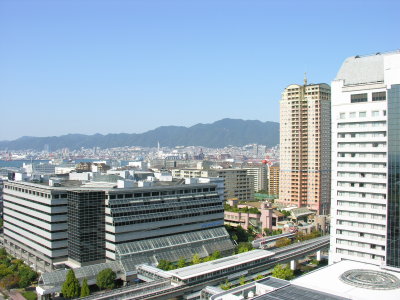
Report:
208,277,348,300
254,284,349,300
291,260,400,300
289,207,314,219
335,50,400,86
5,178,213,191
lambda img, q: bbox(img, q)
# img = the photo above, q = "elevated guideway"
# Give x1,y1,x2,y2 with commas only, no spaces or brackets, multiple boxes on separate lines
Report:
252,232,297,248
79,236,330,300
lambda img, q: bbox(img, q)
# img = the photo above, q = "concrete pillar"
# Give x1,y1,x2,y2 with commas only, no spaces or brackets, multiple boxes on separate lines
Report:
316,250,322,261
290,260,297,270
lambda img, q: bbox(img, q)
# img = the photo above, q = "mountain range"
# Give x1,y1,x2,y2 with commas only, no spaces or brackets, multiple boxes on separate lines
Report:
0,119,279,151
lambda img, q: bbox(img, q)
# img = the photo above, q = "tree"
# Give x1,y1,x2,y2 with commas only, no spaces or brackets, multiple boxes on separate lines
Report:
295,230,322,242
202,256,211,262
96,268,116,290
80,278,90,298
0,274,19,290
247,226,256,237
232,234,238,242
177,257,186,268
225,225,251,243
264,228,282,236
254,274,264,281
239,276,246,285
18,266,37,288
220,279,231,290
236,242,253,253
211,251,221,260
157,259,172,271
61,269,81,299
0,248,7,257
275,238,291,248
10,259,24,271
271,264,294,280
192,253,201,265
0,265,12,279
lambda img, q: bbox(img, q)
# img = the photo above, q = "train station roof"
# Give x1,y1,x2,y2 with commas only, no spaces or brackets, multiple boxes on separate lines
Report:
168,249,274,280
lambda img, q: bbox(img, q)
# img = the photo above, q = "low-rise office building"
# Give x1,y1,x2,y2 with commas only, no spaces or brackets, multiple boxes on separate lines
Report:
172,168,254,201
3,176,234,272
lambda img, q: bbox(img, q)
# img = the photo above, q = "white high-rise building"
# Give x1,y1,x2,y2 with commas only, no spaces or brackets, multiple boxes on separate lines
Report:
245,165,268,193
330,51,400,269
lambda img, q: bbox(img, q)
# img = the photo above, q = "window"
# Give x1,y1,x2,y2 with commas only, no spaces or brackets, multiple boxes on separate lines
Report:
340,113,346,119
372,92,386,101
359,112,366,117
350,112,356,118
351,93,368,103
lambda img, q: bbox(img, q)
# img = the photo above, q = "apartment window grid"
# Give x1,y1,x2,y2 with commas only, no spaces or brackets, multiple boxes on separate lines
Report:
335,112,389,262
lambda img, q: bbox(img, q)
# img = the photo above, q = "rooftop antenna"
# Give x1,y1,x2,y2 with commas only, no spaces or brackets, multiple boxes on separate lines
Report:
304,72,308,86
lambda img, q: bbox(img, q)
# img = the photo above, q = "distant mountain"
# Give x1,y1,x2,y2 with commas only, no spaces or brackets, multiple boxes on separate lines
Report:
0,119,279,151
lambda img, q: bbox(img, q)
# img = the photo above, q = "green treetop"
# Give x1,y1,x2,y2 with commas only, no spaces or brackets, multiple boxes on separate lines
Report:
80,278,90,297
61,269,81,299
192,253,202,265
271,264,294,280
177,257,186,268
96,268,116,290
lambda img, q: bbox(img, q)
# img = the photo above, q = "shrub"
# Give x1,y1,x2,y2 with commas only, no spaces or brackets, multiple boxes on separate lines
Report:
96,268,116,290
271,264,294,280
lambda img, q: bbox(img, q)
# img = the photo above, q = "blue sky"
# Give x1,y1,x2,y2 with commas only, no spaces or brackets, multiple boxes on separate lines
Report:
0,0,399,141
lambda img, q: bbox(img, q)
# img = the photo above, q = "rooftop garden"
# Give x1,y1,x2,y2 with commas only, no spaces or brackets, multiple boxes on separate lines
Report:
224,204,260,214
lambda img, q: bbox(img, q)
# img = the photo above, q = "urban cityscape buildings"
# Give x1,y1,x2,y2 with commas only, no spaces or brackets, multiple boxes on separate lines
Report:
278,80,331,214
1,50,400,300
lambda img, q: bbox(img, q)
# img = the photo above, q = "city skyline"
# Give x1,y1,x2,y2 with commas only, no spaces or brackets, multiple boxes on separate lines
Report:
1,0,399,140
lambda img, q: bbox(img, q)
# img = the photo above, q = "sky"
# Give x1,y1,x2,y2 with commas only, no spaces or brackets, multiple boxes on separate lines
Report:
0,0,399,141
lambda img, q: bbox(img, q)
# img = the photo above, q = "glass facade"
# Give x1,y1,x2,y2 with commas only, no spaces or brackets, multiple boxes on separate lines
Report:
68,191,106,264
387,84,400,268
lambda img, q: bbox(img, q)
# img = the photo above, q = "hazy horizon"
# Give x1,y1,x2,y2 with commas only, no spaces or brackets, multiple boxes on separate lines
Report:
0,117,279,142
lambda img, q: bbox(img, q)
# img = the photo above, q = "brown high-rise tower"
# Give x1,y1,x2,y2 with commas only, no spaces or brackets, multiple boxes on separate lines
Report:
278,81,331,214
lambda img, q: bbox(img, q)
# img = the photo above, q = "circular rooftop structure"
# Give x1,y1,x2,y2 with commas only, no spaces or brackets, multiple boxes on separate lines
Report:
340,269,400,290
